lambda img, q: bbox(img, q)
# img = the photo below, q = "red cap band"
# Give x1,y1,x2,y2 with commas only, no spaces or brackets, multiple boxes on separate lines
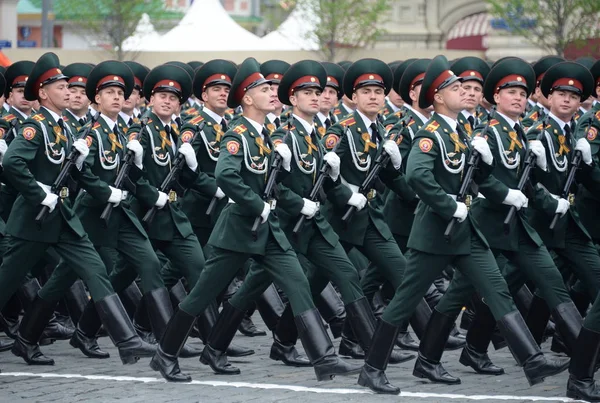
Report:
97,75,125,91
459,70,483,81
203,73,232,90
551,77,583,92
536,72,547,87
133,77,142,88
154,79,182,92
35,68,63,89
68,76,87,85
410,73,426,90
289,75,320,96
12,75,28,86
265,73,282,81
235,72,265,103
426,70,455,104
326,76,339,87
353,73,384,90
495,74,526,93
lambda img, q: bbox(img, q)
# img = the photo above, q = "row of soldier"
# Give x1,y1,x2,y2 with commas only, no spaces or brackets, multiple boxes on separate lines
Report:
0,52,599,401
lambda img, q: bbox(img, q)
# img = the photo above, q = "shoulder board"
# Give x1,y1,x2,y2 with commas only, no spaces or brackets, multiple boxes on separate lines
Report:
424,121,440,132
147,118,153,124
529,111,538,120
380,108,389,116
535,123,544,130
189,115,204,125
3,114,15,122
339,117,355,127
394,110,403,118
184,107,199,115
225,108,235,115
233,124,247,134
333,108,342,116
286,126,296,132
92,122,101,130
489,119,500,126
407,119,415,127
32,114,45,122
62,115,69,122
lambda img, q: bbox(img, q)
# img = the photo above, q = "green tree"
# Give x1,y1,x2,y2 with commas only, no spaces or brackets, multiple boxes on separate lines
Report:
54,0,172,60
487,0,600,57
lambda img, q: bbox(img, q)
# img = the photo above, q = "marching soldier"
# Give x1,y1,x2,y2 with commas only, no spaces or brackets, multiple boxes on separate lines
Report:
521,56,564,130
62,63,92,133
357,55,569,395
450,57,490,136
380,61,405,121
260,59,290,130
381,59,414,130
315,62,344,135
117,61,149,132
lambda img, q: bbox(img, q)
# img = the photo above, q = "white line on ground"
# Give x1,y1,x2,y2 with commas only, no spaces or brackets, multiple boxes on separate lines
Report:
0,372,583,402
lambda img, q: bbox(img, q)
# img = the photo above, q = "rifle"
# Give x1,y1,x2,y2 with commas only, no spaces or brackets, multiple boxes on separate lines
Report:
99,116,149,227
341,118,411,224
444,107,496,241
35,112,100,226
548,117,590,230
142,121,206,225
291,129,342,236
251,126,291,241
5,118,18,144
503,115,550,233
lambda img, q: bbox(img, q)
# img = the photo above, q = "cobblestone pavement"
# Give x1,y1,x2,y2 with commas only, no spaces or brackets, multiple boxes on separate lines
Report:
0,316,585,403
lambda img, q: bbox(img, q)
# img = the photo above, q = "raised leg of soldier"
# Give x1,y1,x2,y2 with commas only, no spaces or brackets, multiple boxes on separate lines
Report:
554,233,600,301
153,234,205,289
355,225,405,289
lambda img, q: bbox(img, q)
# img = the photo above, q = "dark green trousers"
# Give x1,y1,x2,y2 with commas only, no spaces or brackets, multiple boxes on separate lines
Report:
180,235,314,316
382,235,516,325
0,233,112,307
359,233,410,298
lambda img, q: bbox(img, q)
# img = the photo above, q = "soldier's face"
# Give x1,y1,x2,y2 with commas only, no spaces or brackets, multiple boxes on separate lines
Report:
270,84,283,111
494,87,527,120
123,89,140,114
95,86,124,119
68,86,90,114
548,90,580,119
320,86,338,113
291,88,322,117
8,87,33,112
388,89,404,108
244,83,276,113
151,91,180,120
39,79,70,112
352,86,385,117
202,85,229,114
535,86,550,108
461,80,483,112
436,81,466,113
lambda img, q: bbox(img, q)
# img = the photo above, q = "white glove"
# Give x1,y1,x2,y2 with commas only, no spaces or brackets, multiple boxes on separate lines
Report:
529,140,547,171
502,189,528,210
300,198,319,219
126,139,144,169
107,186,123,206
323,152,340,181
275,143,292,171
347,193,367,211
178,143,198,171
471,136,493,165
555,198,570,217
0,139,7,165
383,140,402,170
453,201,468,222
41,193,59,213
576,138,592,165
215,187,225,199
260,201,271,223
73,138,90,170
155,191,168,209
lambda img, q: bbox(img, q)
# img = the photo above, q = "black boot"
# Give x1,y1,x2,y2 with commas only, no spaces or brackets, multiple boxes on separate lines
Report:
145,287,201,358
149,308,195,382
95,294,156,365
497,310,570,386
1,293,21,339
566,326,600,401
11,295,55,365
0,338,13,352
200,302,246,374
69,299,109,359
256,284,284,332
525,294,551,345
357,319,401,395
346,297,414,364
63,280,88,326
396,320,419,351
238,310,266,337
569,286,590,317
270,304,310,366
119,282,143,318
551,301,583,357
294,308,361,381
338,320,365,359
413,309,461,384
410,297,464,351
315,283,346,339
132,298,156,344
459,299,504,375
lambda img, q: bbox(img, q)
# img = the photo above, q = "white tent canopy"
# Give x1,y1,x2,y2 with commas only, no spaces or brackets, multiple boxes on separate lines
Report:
122,13,160,51
260,4,319,51
136,0,268,52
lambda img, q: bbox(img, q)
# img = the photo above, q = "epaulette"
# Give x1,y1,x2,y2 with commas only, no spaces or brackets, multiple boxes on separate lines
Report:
535,123,544,130
225,108,235,115
184,107,199,115
3,114,16,122
339,116,355,127
424,121,440,132
489,119,500,126
380,108,389,116
189,115,204,125
333,108,342,116
32,114,45,122
62,115,69,122
233,124,247,134
92,122,101,130
407,119,415,126
394,110,403,118
529,111,539,121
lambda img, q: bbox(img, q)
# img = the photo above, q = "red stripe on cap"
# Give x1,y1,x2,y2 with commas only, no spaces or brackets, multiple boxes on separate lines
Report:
235,72,265,103
35,68,63,89
289,75,320,96
203,73,232,90
426,70,455,104
536,72,546,87
459,70,483,80
154,79,182,92
12,75,28,85
353,73,384,90
495,74,526,93
326,76,339,87
265,73,282,81
68,76,87,85
97,75,125,90
410,72,426,89
552,77,583,92
134,77,142,88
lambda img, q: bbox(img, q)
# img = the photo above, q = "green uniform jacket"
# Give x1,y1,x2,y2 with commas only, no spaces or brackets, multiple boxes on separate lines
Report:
4,108,111,242
73,117,149,247
63,109,84,133
457,113,474,137
0,108,28,223
117,114,139,135
382,107,406,133
406,112,493,255
181,103,203,122
526,116,592,248
180,112,226,230
207,116,291,255
320,111,402,246
521,104,544,131
383,109,426,237
476,106,489,126
270,116,338,255
470,115,543,251
574,103,600,241
127,112,199,241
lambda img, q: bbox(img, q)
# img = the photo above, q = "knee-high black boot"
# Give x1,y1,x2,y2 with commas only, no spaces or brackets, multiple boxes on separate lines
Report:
566,326,600,401
410,297,465,351
315,283,346,339
525,294,551,345
11,295,56,365
255,283,285,331
63,280,88,326
270,303,310,366
551,301,583,357
69,299,109,358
